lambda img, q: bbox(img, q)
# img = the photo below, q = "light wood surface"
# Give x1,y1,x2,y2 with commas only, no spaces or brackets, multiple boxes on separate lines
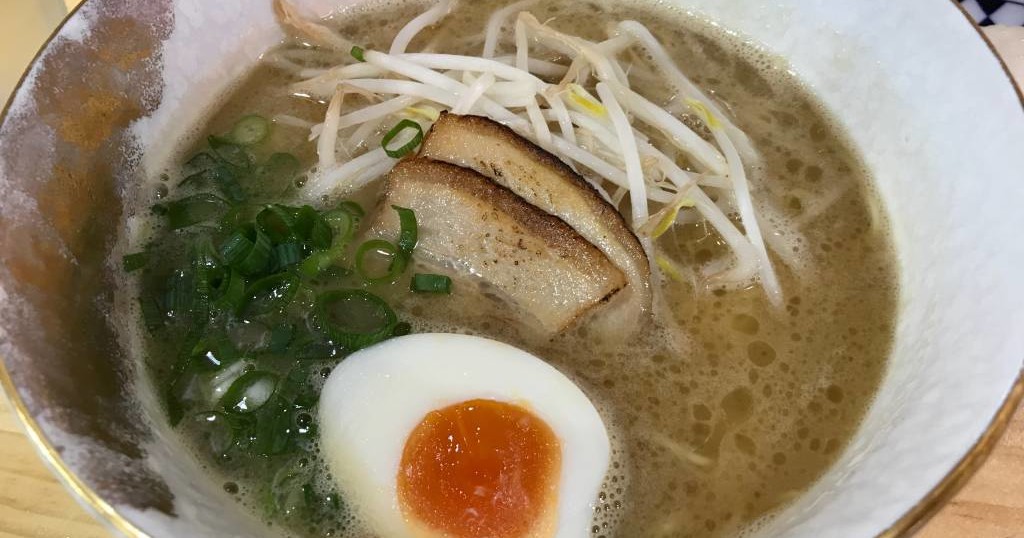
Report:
0,395,1021,537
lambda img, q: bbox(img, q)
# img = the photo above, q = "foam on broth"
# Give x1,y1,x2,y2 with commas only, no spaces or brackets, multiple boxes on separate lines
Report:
137,1,897,536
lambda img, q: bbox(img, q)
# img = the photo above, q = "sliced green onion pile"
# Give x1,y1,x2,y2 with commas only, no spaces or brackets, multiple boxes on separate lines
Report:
137,113,454,513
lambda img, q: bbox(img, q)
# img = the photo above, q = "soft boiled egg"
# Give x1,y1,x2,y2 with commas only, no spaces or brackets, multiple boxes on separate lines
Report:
318,333,610,538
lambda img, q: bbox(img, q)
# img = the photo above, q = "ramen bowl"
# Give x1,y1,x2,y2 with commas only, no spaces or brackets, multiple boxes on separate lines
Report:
0,0,1022,537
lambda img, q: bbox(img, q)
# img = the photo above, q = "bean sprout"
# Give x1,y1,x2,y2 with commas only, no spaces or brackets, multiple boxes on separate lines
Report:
279,2,786,304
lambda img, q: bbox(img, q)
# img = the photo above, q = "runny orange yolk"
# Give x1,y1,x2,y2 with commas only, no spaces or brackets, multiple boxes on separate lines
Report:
397,399,562,538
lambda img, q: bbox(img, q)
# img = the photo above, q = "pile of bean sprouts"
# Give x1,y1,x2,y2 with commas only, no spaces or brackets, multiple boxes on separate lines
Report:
270,0,784,307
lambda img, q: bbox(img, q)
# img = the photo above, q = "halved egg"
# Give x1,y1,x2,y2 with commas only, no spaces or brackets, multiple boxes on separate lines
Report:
318,333,610,538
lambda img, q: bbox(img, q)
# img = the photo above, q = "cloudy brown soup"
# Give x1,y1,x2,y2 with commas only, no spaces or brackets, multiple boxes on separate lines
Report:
129,1,897,536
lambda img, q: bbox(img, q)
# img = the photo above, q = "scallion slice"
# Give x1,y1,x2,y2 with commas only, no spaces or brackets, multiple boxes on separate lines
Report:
299,250,336,279
392,205,418,258
242,273,299,316
350,46,366,62
272,242,303,269
192,411,236,457
381,119,424,158
292,205,334,250
268,324,294,353
139,296,163,332
192,246,218,326
165,270,194,321
212,165,248,204
220,225,272,276
123,252,149,272
221,371,278,413
214,269,246,313
230,114,271,146
355,239,402,283
185,152,219,175
166,194,229,230
257,205,298,244
411,273,452,294
312,290,397,350
337,200,365,218
256,153,301,191
208,135,253,170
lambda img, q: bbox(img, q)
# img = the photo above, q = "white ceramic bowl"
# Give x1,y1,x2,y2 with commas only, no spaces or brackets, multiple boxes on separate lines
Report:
0,1,1021,537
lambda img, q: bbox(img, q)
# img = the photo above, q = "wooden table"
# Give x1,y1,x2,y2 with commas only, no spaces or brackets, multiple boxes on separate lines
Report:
0,395,1021,537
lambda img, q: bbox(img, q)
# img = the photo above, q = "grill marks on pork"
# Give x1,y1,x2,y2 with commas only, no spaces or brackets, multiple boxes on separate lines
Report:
372,158,627,333
419,113,652,322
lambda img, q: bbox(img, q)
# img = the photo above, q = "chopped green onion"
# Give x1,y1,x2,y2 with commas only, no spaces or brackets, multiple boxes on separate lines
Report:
220,225,272,276
192,246,218,326
381,119,424,158
211,164,247,204
165,270,194,321
291,205,333,250
309,215,333,250
230,114,271,146
355,239,402,283
256,153,301,192
192,411,236,457
185,152,219,174
350,46,365,62
214,269,246,313
166,194,229,230
123,252,149,272
337,200,365,218
411,273,452,294
252,399,293,455
208,135,253,170
312,290,398,350
268,324,294,354
322,209,356,242
393,205,418,258
257,205,297,244
221,371,278,413
297,207,357,279
299,250,337,279
242,273,299,316
272,242,303,269
180,163,246,204
139,296,164,332
190,336,238,370
218,203,261,232
269,460,309,514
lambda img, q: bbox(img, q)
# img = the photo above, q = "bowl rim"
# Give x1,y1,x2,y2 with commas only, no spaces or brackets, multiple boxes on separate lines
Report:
0,1,1021,537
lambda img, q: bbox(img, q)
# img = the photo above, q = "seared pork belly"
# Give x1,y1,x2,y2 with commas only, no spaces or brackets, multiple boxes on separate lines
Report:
371,158,627,333
418,113,652,323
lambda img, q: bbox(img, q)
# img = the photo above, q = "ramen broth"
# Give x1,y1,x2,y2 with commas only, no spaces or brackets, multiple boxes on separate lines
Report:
138,1,897,536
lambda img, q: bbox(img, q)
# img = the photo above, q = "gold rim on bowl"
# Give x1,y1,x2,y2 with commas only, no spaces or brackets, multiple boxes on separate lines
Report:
0,1,1022,537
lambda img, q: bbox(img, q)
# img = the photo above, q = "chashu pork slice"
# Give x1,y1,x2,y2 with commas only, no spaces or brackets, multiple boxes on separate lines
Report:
418,113,652,328
371,158,626,334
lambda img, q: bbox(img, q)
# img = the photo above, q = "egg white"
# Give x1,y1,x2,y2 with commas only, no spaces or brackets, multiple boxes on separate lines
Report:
318,333,610,538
